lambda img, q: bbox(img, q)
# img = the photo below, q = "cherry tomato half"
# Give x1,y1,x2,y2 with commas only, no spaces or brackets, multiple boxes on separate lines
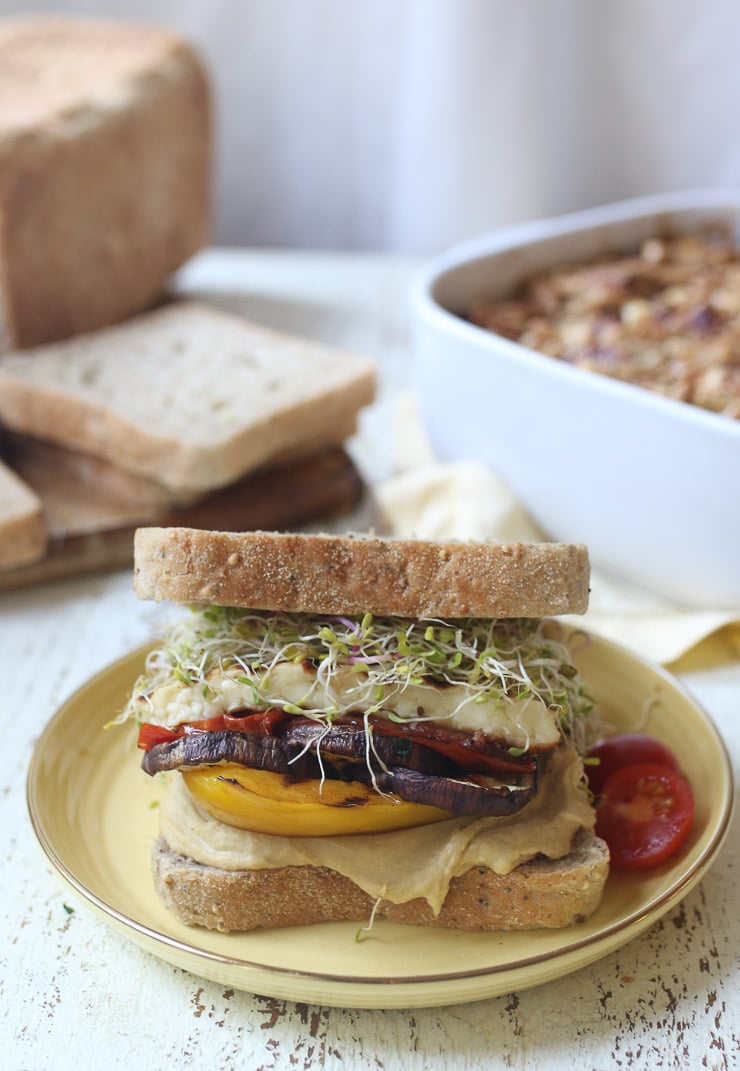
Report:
586,733,679,798
595,763,694,870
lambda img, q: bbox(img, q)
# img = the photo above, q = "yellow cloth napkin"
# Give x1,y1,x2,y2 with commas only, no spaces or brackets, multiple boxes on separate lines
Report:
371,397,740,667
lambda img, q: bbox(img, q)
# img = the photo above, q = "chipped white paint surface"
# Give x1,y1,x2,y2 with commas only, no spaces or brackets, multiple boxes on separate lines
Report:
3,251,739,1071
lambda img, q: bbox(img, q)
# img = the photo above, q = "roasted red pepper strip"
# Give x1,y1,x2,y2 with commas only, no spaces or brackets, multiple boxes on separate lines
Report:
364,716,538,774
137,708,538,774
137,709,291,750
137,722,180,750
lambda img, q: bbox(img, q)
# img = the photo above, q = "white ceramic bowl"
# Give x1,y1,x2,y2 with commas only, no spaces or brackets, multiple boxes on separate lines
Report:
412,190,740,609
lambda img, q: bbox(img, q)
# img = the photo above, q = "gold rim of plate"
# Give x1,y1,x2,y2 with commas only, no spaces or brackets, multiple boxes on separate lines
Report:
26,633,734,1010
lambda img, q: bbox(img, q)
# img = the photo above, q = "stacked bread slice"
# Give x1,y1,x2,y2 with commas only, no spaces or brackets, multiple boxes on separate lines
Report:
0,459,46,570
0,18,376,584
0,302,376,587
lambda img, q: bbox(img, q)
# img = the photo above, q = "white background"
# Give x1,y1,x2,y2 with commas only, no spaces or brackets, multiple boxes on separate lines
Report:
5,0,740,252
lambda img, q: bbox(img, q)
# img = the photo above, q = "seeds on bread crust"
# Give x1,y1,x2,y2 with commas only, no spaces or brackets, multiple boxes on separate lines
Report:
133,528,590,618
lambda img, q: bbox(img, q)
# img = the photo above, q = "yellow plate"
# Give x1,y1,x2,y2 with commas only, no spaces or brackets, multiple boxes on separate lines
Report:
27,634,733,1009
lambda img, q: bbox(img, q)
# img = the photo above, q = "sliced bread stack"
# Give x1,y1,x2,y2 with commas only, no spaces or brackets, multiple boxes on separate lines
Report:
0,17,376,585
0,301,376,587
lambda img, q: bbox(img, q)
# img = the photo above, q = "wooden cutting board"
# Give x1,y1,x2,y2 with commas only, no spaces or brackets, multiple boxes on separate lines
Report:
0,446,365,591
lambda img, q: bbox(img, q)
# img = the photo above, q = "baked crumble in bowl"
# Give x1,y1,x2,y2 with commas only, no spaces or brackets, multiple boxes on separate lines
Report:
411,190,740,609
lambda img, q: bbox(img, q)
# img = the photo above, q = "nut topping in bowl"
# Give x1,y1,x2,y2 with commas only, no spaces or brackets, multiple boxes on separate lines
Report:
467,230,740,419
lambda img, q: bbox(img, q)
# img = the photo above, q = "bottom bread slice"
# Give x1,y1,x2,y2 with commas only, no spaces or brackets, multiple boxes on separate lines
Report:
151,829,609,933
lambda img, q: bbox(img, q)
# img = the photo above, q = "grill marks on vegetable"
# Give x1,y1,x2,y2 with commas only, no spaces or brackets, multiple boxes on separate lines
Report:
140,713,544,817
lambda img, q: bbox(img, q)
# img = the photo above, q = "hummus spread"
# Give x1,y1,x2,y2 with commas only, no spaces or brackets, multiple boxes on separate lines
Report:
158,744,593,914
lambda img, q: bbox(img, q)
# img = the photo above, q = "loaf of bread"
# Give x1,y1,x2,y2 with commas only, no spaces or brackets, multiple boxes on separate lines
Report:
133,527,590,617
0,16,210,349
152,828,609,932
0,301,376,494
0,458,46,568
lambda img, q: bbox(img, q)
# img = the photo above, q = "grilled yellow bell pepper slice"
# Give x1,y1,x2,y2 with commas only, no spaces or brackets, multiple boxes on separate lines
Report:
181,763,453,836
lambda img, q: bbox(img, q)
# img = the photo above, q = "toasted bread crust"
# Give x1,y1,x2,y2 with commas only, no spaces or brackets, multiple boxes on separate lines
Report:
151,829,608,932
133,527,590,617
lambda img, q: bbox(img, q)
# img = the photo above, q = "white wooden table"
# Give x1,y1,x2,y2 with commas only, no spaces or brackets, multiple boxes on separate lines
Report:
3,250,738,1071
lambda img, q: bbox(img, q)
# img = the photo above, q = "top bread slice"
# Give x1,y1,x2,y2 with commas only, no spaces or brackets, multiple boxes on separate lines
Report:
133,527,590,617
0,301,377,494
0,16,210,348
